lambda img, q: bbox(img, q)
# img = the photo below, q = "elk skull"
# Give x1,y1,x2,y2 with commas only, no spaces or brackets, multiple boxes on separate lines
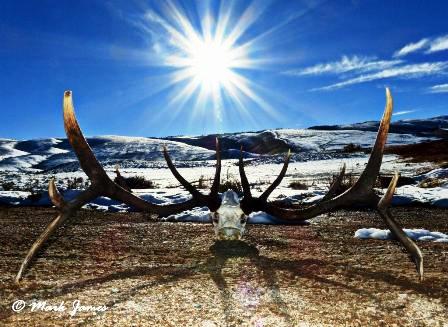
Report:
211,190,248,240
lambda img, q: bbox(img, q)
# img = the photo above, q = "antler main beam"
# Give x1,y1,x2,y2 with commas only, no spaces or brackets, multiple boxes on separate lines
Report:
239,88,394,218
15,91,221,282
238,88,424,280
62,90,210,215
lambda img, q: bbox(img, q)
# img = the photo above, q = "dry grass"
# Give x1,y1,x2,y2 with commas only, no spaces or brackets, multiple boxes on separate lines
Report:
288,180,309,190
197,175,210,189
66,177,89,189
418,178,444,188
326,172,357,196
1,181,15,191
114,175,157,189
385,139,448,165
342,143,363,153
325,173,416,196
219,169,242,193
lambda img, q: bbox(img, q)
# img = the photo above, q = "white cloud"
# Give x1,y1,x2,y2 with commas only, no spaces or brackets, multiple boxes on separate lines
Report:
393,38,429,57
313,62,448,91
393,110,416,116
393,34,448,57
427,35,448,53
285,55,402,76
428,83,448,93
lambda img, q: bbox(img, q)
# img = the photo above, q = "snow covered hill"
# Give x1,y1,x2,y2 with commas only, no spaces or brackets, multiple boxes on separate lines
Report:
0,136,215,172
0,115,443,173
309,115,448,135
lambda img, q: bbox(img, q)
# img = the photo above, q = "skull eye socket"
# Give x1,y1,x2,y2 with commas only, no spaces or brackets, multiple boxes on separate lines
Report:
240,215,247,224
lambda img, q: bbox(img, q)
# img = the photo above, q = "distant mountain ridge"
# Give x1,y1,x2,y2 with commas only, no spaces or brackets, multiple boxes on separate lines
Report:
166,130,290,155
308,115,448,136
0,116,445,173
166,115,448,154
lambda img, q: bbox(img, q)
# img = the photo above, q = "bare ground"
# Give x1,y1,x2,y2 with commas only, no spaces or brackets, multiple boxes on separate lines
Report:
0,206,447,326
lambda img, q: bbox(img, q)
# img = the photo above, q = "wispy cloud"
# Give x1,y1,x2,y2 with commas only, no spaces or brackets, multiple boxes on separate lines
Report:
312,62,448,91
284,55,402,76
393,34,448,57
427,35,448,53
428,83,448,93
393,109,417,116
393,38,429,57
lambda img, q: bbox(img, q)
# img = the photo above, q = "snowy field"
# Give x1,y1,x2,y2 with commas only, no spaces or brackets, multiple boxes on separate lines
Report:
0,125,447,228
0,154,446,216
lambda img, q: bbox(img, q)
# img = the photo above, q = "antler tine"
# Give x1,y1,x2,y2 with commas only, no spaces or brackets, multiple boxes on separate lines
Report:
258,150,291,203
257,88,396,220
378,172,424,280
207,138,222,211
239,146,252,198
162,142,224,211
48,178,66,209
15,181,98,282
210,137,222,197
15,91,113,282
114,165,132,192
321,163,346,202
63,91,110,184
163,146,207,203
239,146,254,214
351,88,393,194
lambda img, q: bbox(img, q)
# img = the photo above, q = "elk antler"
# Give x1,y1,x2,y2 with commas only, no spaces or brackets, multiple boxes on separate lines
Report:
239,148,291,214
15,90,221,282
378,172,423,280
163,137,222,211
239,88,424,280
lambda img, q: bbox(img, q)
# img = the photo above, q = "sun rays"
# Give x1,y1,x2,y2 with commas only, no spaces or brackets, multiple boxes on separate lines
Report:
138,1,278,130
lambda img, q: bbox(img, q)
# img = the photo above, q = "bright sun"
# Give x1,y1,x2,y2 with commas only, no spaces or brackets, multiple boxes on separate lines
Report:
188,39,232,91
145,2,273,123
166,25,249,107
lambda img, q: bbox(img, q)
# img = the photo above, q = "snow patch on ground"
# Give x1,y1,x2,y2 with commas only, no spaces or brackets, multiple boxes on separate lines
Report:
413,168,448,184
164,208,295,224
355,228,448,242
393,185,448,207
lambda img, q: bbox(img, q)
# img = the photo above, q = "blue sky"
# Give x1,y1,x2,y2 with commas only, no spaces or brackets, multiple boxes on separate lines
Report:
0,0,447,139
